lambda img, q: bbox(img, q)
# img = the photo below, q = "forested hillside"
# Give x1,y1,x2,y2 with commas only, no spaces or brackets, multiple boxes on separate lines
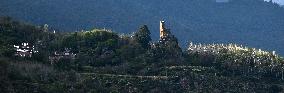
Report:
1,17,284,92
1,0,284,55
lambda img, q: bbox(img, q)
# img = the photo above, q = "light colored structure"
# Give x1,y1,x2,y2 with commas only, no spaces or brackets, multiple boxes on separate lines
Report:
14,43,38,57
160,21,166,38
159,20,177,43
159,21,172,40
49,48,76,64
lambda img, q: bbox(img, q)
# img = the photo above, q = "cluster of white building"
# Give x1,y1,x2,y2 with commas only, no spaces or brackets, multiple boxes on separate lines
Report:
13,42,76,64
49,48,76,64
13,43,38,57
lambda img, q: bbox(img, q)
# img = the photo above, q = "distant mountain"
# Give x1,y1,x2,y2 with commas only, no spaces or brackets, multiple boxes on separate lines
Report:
1,0,284,55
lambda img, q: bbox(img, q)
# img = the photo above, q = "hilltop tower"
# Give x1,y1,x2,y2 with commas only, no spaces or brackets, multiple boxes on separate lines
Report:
159,21,171,40
157,21,182,58
159,20,178,43
160,21,166,38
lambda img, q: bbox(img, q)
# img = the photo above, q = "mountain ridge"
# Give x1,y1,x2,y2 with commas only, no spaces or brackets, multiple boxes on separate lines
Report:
0,0,283,55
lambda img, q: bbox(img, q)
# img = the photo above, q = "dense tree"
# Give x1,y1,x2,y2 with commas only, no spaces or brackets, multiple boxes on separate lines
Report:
133,25,151,49
0,17,54,58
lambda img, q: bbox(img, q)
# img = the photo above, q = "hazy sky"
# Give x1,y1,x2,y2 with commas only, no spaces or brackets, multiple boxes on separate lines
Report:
264,0,284,5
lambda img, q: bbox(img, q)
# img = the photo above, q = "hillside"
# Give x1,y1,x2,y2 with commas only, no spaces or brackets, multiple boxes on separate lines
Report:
1,17,284,92
0,0,284,55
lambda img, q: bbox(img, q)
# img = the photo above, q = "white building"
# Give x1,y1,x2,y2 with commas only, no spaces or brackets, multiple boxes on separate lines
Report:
14,43,38,57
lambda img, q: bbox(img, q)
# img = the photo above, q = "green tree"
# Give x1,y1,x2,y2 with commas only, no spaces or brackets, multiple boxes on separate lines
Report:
133,25,151,49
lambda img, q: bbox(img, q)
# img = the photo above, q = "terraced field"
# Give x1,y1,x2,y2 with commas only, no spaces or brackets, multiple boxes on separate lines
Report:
77,66,284,93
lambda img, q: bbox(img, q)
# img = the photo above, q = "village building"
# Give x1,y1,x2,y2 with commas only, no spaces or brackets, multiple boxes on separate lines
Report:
49,48,76,64
14,43,38,57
